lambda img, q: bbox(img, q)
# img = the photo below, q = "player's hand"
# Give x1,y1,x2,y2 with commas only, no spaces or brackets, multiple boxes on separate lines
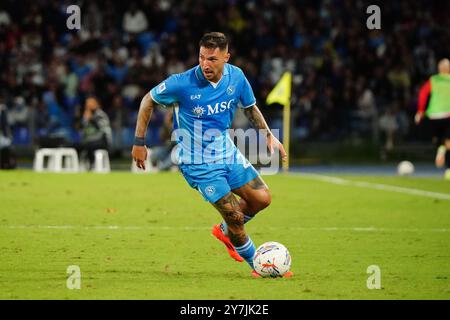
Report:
267,134,287,162
414,112,424,125
132,145,148,170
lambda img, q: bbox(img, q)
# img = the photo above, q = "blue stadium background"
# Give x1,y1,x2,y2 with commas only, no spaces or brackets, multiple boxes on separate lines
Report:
0,0,449,163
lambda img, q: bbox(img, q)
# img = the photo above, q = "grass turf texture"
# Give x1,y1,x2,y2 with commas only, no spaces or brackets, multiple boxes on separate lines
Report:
0,171,449,299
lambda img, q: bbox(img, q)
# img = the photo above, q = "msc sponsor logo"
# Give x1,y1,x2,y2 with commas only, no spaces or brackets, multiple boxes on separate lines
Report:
191,99,235,117
206,99,235,115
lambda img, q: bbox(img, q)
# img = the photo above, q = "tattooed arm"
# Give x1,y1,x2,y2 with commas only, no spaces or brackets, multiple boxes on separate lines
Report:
243,105,271,134
243,105,287,160
131,93,156,170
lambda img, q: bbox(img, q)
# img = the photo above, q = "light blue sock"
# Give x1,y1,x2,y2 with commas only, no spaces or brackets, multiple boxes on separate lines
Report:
220,215,254,236
235,236,256,269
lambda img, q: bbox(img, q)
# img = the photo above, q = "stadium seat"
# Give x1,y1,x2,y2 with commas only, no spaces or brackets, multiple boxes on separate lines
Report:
33,148,80,173
93,149,111,173
12,127,31,145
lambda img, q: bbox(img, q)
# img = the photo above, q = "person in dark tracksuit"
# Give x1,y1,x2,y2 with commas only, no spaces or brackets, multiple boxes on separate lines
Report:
78,96,112,170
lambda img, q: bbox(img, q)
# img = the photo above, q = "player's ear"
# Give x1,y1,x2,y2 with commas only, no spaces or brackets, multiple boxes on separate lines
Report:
224,52,230,62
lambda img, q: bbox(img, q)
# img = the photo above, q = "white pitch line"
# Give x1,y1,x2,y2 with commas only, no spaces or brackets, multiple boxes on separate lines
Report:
295,173,450,201
0,225,209,231
1,225,449,233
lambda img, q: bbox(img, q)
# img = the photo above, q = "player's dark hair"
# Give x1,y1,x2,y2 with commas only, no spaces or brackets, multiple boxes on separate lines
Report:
199,32,228,51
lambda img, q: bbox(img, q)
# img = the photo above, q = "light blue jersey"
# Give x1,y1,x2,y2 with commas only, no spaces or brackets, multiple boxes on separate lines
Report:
150,63,256,164
149,63,259,203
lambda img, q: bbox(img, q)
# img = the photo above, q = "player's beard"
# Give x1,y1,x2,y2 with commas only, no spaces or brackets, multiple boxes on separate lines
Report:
203,68,222,82
203,69,214,80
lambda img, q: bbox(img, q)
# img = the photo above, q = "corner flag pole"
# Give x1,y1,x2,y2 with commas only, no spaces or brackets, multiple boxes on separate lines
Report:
282,99,290,173
266,72,292,173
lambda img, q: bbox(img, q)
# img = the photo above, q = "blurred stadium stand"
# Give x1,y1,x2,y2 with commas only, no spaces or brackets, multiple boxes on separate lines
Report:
0,0,449,164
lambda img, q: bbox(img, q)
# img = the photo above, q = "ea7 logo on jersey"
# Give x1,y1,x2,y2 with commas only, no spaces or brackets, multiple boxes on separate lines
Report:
207,99,235,115
156,82,166,94
190,94,201,100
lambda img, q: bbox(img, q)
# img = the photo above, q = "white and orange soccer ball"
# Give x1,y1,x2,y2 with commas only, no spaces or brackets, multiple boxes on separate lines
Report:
253,242,291,278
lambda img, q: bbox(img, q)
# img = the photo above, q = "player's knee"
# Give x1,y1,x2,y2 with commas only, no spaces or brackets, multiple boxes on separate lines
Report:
248,191,271,215
256,190,272,211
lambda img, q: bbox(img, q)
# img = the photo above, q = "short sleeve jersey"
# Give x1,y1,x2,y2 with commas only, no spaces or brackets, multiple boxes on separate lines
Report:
150,63,256,164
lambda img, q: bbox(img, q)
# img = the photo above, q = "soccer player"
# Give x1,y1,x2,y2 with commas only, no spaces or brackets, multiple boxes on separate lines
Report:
131,32,292,277
415,58,450,180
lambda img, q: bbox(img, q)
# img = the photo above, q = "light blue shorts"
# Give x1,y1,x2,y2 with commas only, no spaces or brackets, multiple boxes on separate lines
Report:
179,150,259,203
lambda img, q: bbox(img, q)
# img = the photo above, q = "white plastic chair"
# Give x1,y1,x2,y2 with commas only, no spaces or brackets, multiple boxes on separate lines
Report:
33,148,79,172
93,149,111,173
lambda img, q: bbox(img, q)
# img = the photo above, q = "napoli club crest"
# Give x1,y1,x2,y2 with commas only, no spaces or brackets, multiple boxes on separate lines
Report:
192,105,205,117
205,186,216,196
226,85,235,95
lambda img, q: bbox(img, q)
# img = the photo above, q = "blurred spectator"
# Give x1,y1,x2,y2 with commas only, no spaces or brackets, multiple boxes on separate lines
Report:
379,107,399,152
0,8,11,27
0,0,448,156
8,96,29,129
77,96,112,169
0,101,16,169
37,86,73,148
122,2,148,34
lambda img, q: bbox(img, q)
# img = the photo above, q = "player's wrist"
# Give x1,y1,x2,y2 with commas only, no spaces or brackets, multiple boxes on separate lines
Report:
134,136,146,146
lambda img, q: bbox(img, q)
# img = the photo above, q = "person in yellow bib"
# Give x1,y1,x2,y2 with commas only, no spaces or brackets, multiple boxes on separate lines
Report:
415,58,450,180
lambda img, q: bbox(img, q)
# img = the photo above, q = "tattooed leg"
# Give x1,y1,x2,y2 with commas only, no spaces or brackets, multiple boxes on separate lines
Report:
233,176,271,217
213,192,248,247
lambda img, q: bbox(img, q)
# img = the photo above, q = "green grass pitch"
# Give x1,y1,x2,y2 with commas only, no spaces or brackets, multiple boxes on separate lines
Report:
0,170,449,299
